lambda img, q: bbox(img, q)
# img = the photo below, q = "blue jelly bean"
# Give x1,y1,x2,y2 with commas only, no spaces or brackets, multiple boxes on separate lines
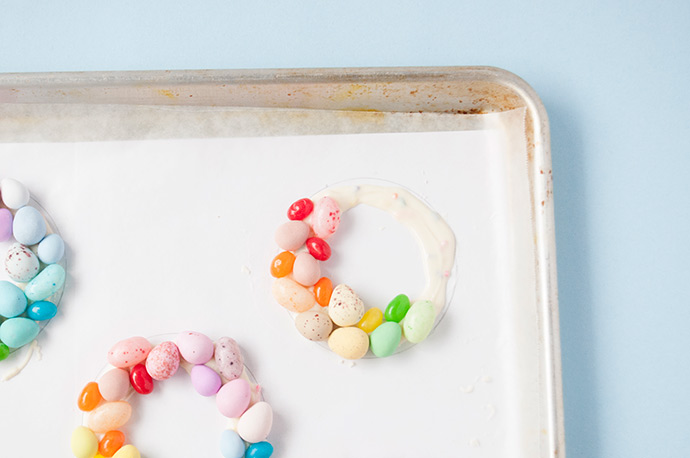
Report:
246,441,274,458
27,300,57,321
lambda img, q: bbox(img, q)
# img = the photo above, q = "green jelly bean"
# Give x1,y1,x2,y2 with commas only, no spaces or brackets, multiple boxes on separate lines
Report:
0,342,9,361
384,294,411,323
403,300,436,343
370,321,402,358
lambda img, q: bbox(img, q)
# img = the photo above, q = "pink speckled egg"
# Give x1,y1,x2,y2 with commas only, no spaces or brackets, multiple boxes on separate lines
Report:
312,196,340,239
191,364,222,396
0,208,12,242
292,252,321,287
216,378,251,418
274,221,309,251
145,341,180,380
98,368,130,402
176,331,214,365
214,337,244,381
107,337,152,369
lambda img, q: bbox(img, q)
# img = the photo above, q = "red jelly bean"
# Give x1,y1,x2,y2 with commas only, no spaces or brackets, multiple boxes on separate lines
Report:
287,198,314,221
130,364,154,395
306,237,331,261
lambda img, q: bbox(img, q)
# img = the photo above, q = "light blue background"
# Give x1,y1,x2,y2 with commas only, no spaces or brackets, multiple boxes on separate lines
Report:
2,1,689,456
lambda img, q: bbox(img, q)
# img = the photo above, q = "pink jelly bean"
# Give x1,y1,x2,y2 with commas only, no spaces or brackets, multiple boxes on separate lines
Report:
312,197,340,239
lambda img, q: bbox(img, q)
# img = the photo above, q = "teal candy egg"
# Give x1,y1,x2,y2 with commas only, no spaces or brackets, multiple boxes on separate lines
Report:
0,317,40,348
27,300,58,321
219,430,245,458
369,321,402,357
37,233,65,264
402,300,436,344
12,206,47,246
384,294,411,323
246,441,274,458
0,281,28,318
24,264,65,301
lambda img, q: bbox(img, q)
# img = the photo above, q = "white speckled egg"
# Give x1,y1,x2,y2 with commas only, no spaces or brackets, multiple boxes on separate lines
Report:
4,243,40,283
328,284,365,326
295,310,333,341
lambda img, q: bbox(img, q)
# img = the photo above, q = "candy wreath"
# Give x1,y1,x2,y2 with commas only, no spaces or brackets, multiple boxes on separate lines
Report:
271,183,456,360
0,178,66,364
71,332,274,458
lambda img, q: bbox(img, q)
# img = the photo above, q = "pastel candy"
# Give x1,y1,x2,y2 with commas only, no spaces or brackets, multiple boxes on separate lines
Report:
112,445,140,458
71,426,99,458
145,341,180,380
1,178,30,210
295,310,333,341
0,208,13,242
328,327,369,360
24,263,65,301
87,401,132,433
328,284,365,326
369,321,402,358
176,331,214,365
37,233,65,264
12,206,46,245
216,378,251,418
98,368,131,402
402,300,436,343
0,317,39,348
219,429,245,458
191,364,223,396
292,252,320,287
312,196,340,239
246,442,274,458
0,280,28,318
271,277,316,313
214,337,244,381
274,221,309,251
27,300,57,321
237,401,274,443
107,337,152,368
5,243,40,282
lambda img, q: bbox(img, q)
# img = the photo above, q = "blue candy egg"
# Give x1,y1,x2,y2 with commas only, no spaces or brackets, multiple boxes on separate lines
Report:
0,281,28,318
27,300,57,321
24,264,65,301
219,430,245,458
37,233,65,264
12,206,47,246
0,317,39,348
246,441,274,458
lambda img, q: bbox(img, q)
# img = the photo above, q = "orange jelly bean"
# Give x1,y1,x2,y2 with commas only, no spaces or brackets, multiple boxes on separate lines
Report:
78,381,103,412
270,251,296,278
313,277,333,307
98,430,125,457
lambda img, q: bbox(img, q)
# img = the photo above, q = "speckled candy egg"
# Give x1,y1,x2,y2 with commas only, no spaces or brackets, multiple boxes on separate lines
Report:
145,341,180,380
107,337,152,368
216,378,251,418
312,196,340,239
98,368,131,402
37,233,65,264
87,401,132,433
1,178,30,210
272,277,316,313
292,252,321,287
328,284,365,326
295,310,333,341
24,263,65,301
237,401,274,443
328,327,370,360
402,300,437,343
177,331,214,364
0,208,13,242
274,221,309,251
4,243,39,282
12,206,46,246
215,337,244,381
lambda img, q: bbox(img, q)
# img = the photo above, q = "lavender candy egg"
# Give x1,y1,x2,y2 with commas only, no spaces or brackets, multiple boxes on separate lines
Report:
12,206,47,246
215,337,244,381
191,364,223,396
4,243,40,283
0,208,13,242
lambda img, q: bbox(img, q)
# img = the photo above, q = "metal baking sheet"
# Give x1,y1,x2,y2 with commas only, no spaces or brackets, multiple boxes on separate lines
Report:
0,67,563,457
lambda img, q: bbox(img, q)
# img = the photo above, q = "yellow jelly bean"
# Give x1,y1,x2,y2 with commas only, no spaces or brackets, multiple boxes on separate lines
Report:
357,308,383,334
71,426,98,458
112,445,141,458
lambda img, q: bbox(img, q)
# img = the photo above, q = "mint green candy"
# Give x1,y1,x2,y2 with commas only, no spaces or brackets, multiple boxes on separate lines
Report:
384,294,411,323
0,342,9,361
24,264,65,301
370,322,402,358
402,300,436,343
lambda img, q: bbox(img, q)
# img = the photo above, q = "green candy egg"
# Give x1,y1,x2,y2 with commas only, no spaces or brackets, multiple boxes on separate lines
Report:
402,300,436,343
384,294,411,323
370,322,402,358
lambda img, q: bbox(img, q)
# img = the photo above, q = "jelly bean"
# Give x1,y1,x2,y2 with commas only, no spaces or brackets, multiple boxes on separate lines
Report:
237,401,274,443
145,341,180,380
191,364,223,396
1,178,29,210
37,233,65,264
112,445,140,458
214,336,244,381
313,277,333,307
305,237,331,261
384,294,411,323
292,252,320,287
357,307,383,333
177,331,214,365
27,300,57,321
269,251,295,278
99,368,131,402
0,342,9,361
295,310,333,341
99,430,125,457
369,321,402,357
24,264,65,301
4,243,39,283
107,337,152,368
216,378,251,418
0,208,12,242
328,284,365,326
312,196,340,239
271,277,316,312
12,206,46,245
71,426,98,458
78,381,104,411
87,401,132,433
274,221,309,251
0,317,39,348
129,364,154,395
402,300,436,343
328,327,369,360
219,429,245,458
246,441,274,458
0,281,28,318
287,198,314,221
